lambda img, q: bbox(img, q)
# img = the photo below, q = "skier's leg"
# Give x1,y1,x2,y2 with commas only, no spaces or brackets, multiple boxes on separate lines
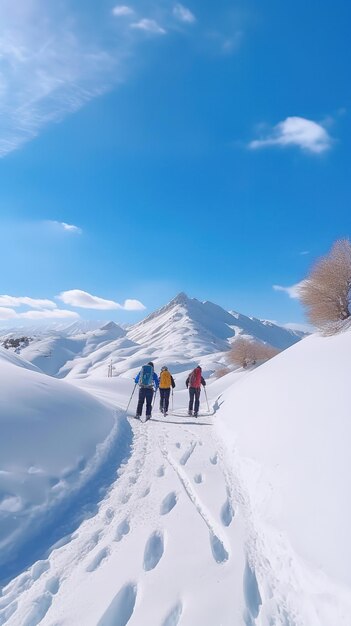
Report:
136,388,144,417
159,388,165,412
164,388,171,412
188,388,195,414
194,388,200,415
146,388,153,418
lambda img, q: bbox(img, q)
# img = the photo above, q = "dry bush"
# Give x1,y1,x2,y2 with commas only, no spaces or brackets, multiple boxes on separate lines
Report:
228,337,280,369
299,239,351,335
214,367,231,379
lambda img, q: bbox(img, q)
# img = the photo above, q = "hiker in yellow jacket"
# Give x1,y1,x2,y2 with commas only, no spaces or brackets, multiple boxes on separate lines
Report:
159,366,176,416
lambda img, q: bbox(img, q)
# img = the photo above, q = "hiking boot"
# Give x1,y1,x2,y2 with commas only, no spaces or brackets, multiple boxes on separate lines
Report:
194,412,198,418
135,415,141,419
188,410,193,416
146,415,151,421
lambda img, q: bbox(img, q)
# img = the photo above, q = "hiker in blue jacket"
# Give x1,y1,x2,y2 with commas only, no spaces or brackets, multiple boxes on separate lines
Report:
134,362,159,420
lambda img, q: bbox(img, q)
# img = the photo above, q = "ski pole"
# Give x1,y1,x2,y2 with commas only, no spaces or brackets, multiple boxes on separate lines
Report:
204,387,210,412
172,389,174,412
126,383,137,414
152,387,158,409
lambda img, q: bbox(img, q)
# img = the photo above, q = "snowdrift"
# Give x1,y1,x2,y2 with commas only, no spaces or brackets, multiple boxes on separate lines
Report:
0,348,129,582
216,330,351,604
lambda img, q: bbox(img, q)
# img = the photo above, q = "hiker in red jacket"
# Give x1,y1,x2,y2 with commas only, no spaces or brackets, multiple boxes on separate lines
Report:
186,366,206,418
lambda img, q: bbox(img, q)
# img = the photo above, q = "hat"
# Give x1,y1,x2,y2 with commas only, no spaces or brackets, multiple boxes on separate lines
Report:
161,366,168,371
148,361,154,368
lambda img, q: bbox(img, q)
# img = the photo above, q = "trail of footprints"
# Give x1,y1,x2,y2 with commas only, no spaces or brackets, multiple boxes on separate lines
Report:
1,433,248,626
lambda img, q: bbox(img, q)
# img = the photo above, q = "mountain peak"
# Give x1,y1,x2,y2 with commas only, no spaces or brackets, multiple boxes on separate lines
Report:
100,321,120,331
169,292,191,306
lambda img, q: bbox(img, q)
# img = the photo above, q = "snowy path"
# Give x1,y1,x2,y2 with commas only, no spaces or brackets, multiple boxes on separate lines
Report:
0,408,259,626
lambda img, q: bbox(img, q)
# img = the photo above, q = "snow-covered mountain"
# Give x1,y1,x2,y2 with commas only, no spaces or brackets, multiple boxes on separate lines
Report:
0,293,307,382
129,292,305,352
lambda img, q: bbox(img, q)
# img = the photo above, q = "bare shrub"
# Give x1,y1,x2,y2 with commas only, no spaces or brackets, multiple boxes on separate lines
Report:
298,239,351,335
228,337,280,369
214,367,231,379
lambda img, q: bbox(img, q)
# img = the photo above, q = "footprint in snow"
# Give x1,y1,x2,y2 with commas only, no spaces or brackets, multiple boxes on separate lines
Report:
175,442,181,449
209,532,229,564
21,591,53,626
45,576,60,595
156,465,165,477
160,492,177,515
115,519,130,542
210,453,218,465
86,547,110,572
141,486,151,498
121,492,131,504
243,561,262,621
161,601,183,626
104,508,115,524
143,531,164,571
221,499,234,527
194,473,203,484
97,582,137,626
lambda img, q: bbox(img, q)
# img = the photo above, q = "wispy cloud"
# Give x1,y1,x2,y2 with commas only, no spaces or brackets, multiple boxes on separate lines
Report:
0,0,121,158
131,19,166,35
273,283,303,299
173,4,196,24
249,117,332,154
300,250,310,256
112,5,134,17
47,221,82,234
58,289,145,311
0,0,174,157
0,295,56,309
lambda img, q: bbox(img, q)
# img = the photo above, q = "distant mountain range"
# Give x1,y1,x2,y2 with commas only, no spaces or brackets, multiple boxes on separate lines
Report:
0,293,307,379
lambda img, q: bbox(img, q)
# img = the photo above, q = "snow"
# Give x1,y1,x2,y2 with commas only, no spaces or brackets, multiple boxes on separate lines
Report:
0,348,127,583
216,329,351,622
0,295,349,626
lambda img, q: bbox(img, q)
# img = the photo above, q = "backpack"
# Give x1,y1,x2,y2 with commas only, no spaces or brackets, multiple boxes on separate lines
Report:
160,370,172,388
189,368,201,388
139,364,154,387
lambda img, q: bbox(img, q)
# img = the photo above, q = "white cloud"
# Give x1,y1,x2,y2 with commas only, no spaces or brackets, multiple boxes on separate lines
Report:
48,221,82,234
131,19,166,35
0,308,18,320
173,4,196,24
112,5,134,17
0,295,57,309
249,117,332,154
300,250,310,256
273,283,303,299
19,309,79,320
123,299,146,311
0,307,79,320
58,289,145,311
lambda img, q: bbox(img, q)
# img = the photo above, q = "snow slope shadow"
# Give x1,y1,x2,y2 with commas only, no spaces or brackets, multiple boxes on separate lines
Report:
0,417,132,586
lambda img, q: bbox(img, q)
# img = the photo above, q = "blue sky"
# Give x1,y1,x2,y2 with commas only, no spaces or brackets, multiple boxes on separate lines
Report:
0,0,350,328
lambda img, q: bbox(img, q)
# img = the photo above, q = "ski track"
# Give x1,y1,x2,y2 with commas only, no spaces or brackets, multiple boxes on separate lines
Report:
0,408,272,626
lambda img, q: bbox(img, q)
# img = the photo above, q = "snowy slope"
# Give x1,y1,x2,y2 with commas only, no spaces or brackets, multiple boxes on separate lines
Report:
0,350,129,584
18,322,127,377
0,329,350,625
215,329,351,623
